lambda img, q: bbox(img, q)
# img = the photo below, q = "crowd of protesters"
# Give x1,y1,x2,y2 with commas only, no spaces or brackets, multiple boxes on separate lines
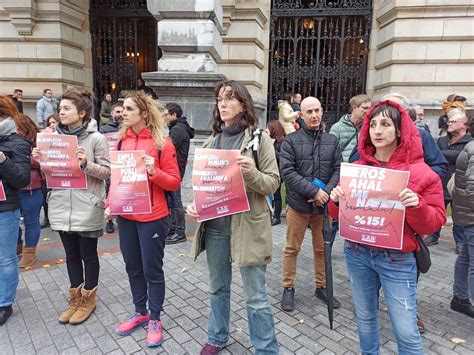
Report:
0,81,473,355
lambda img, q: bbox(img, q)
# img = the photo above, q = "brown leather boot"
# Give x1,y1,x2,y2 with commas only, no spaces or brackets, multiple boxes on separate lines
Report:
69,286,97,325
58,284,83,324
19,247,37,268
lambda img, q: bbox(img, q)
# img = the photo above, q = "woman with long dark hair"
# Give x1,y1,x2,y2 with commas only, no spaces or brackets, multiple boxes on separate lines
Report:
267,119,286,226
0,96,31,325
186,80,280,354
33,89,110,325
329,100,446,353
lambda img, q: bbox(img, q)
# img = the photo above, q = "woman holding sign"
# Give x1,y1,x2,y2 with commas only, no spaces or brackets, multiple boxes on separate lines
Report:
329,101,446,354
32,90,110,325
186,80,280,354
0,96,31,326
106,92,180,348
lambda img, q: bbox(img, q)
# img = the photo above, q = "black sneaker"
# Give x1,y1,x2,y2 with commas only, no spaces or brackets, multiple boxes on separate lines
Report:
281,288,295,312
271,218,281,226
105,220,115,234
0,305,13,326
315,287,341,309
455,244,462,254
40,219,49,229
423,235,439,246
165,233,187,245
450,296,474,318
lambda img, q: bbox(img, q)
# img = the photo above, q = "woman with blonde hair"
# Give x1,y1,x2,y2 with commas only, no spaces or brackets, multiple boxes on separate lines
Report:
107,92,180,348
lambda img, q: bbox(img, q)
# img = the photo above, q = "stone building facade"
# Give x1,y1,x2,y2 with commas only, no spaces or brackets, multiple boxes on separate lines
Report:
0,0,473,201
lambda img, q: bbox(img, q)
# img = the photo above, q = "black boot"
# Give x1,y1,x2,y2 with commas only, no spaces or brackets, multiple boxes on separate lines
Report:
40,218,50,229
315,287,341,309
0,305,13,326
281,288,295,312
450,296,474,318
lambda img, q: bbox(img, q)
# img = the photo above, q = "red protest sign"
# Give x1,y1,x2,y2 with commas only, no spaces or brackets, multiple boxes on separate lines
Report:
109,150,151,215
338,163,410,250
37,133,87,189
192,148,250,222
0,181,5,201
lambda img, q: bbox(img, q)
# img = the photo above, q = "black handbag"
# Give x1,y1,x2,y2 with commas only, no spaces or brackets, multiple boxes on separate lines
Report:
414,235,431,273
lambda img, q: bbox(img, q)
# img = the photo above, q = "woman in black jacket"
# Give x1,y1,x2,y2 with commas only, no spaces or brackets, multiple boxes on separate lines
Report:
0,96,31,325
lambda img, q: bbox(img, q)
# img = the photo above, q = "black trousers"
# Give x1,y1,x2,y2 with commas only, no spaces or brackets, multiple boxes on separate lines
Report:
59,232,99,290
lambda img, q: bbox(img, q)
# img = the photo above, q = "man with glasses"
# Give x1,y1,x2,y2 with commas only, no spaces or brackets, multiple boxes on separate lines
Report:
413,104,431,134
424,109,472,253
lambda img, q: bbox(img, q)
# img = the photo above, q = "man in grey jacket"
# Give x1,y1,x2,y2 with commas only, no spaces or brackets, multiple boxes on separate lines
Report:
279,96,342,312
36,89,57,128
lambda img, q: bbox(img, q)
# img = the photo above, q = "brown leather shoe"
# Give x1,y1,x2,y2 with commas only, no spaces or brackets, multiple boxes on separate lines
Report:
58,284,83,324
69,286,97,325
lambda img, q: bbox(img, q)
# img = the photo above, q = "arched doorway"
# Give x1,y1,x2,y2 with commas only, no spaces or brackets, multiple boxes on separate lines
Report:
89,0,159,103
268,0,373,127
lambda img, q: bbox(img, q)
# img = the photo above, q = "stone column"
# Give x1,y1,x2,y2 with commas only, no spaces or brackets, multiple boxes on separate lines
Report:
144,0,226,203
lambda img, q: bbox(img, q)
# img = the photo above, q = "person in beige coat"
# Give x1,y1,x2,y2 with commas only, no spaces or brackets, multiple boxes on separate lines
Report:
186,80,280,354
278,93,299,135
33,89,110,326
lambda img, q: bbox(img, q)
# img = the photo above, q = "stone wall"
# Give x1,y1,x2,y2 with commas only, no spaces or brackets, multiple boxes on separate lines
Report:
0,0,92,118
366,0,474,134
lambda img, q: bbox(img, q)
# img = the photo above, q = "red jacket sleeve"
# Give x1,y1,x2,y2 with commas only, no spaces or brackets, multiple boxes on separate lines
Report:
405,174,446,236
148,139,181,191
328,200,339,220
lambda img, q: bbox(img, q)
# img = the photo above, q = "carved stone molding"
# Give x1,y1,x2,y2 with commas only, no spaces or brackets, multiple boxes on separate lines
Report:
3,0,38,35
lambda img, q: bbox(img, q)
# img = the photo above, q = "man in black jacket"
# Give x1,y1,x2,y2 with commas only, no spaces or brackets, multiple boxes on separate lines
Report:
164,103,195,244
99,102,123,135
279,96,342,311
424,109,472,252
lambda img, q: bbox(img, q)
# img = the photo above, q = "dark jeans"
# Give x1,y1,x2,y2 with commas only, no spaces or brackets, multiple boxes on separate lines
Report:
453,225,474,300
59,232,99,290
19,189,43,248
117,216,168,320
430,200,464,245
168,187,185,235
273,183,282,219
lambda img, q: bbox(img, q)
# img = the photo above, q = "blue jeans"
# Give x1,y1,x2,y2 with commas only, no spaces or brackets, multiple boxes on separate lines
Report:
344,241,423,355
0,209,21,307
19,189,43,248
204,228,279,354
453,225,474,300
430,201,464,246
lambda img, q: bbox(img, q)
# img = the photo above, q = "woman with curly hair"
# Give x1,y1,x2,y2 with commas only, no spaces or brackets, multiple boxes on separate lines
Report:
108,92,180,348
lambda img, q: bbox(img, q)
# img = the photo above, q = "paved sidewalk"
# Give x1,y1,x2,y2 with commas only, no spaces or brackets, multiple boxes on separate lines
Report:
3,219,473,354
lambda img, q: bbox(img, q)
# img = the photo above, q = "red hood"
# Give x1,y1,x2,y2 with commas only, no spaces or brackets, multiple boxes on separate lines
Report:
358,100,424,169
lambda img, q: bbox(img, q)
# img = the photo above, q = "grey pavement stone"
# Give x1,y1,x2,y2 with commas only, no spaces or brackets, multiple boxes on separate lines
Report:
5,222,472,354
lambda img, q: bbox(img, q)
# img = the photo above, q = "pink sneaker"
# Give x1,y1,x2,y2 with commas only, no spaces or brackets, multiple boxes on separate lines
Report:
115,312,150,335
146,320,164,347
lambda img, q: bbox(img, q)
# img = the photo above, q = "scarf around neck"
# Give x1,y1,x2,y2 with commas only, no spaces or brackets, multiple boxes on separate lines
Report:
0,117,17,137
56,121,89,136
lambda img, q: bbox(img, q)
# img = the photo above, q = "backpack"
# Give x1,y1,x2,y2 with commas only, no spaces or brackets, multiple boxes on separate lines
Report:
117,140,175,211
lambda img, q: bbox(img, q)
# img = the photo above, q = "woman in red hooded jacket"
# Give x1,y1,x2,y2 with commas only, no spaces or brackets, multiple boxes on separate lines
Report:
329,100,445,354
105,92,180,348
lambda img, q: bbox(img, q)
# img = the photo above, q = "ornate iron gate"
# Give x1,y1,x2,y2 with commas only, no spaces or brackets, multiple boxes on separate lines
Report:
269,0,372,126
89,0,157,103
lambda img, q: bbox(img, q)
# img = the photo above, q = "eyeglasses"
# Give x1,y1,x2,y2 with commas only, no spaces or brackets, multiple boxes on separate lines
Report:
448,120,460,125
216,96,238,104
